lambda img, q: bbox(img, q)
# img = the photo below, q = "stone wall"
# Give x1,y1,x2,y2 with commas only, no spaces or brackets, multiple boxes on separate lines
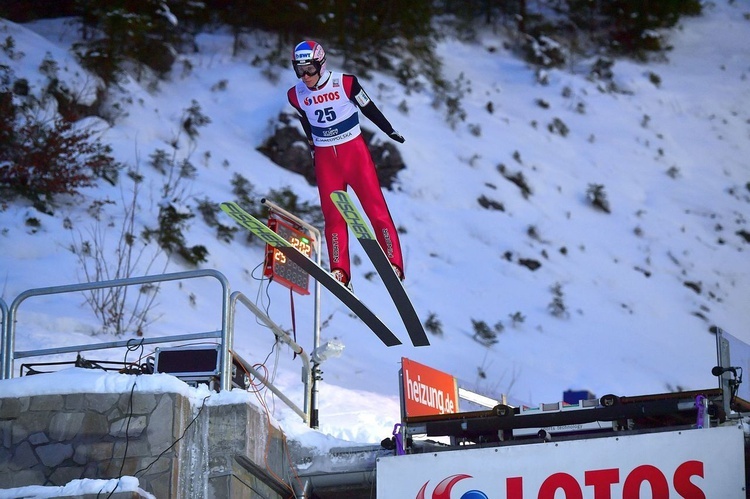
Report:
0,386,290,498
0,391,193,497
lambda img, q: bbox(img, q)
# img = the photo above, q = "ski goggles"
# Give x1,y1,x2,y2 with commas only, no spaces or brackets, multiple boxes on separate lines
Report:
293,62,319,78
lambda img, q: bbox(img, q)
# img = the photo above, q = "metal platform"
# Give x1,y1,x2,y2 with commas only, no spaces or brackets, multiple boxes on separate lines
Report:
404,389,750,446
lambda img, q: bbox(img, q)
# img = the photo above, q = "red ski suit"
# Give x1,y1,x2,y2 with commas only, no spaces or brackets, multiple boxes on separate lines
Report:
287,71,404,282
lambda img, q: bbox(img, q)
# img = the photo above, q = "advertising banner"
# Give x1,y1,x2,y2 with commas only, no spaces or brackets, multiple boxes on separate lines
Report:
377,425,745,498
402,357,459,418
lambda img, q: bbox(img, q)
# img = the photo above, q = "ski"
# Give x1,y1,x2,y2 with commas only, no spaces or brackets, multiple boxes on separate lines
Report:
330,191,430,347
220,201,402,347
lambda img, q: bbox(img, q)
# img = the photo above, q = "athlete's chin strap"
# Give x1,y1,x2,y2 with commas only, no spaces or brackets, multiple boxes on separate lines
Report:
310,70,332,90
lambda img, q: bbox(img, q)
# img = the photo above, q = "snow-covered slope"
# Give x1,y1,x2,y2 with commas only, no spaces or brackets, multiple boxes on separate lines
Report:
1,1,748,444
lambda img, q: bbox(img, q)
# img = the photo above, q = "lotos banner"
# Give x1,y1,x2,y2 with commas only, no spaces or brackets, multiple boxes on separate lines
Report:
377,425,745,498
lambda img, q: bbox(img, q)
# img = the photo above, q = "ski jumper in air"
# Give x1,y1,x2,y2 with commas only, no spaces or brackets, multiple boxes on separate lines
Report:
287,40,406,286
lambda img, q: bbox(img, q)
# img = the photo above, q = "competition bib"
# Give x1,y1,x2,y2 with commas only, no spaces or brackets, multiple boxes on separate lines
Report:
296,72,362,146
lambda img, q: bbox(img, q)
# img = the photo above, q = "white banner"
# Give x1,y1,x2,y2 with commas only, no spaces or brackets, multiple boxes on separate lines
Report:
377,425,745,498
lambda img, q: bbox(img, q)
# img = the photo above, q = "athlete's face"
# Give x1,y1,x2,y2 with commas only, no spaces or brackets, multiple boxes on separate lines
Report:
303,73,320,87
296,64,321,87
292,63,320,87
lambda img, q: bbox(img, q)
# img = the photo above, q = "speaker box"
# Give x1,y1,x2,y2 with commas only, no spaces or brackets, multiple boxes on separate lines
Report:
154,345,249,390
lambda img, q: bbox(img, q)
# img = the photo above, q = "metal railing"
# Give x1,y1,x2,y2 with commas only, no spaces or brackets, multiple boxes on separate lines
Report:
0,298,7,373
0,269,312,424
2,269,230,383
230,291,311,423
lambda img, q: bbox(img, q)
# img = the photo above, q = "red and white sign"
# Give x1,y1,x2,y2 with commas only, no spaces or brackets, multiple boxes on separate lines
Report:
401,358,459,418
377,425,745,498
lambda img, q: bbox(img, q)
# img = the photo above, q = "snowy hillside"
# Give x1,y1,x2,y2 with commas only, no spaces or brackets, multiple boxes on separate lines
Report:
1,1,749,445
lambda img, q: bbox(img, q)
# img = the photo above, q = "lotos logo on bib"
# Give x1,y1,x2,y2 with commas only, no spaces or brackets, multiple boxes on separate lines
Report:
304,92,340,107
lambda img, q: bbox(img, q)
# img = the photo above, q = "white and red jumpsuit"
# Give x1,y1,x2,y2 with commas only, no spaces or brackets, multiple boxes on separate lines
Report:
287,71,404,282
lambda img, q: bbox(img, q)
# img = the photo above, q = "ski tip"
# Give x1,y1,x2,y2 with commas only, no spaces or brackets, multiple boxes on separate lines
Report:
219,202,234,215
330,190,348,202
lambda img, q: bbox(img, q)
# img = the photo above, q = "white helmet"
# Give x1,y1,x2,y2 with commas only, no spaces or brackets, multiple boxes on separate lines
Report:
292,40,327,78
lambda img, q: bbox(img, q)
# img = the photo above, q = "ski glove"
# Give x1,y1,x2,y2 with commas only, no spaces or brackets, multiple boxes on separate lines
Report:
389,130,405,143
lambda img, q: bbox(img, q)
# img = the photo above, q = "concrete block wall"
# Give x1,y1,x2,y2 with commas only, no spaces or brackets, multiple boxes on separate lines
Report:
206,403,290,498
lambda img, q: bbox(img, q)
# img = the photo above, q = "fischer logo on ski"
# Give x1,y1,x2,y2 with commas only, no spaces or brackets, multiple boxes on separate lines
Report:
330,191,430,347
332,193,374,241
221,202,283,247
220,201,402,347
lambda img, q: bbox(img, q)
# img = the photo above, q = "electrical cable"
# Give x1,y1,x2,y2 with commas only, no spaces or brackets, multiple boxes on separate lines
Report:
261,339,279,371
289,287,298,357
99,340,151,498
234,354,303,498
730,367,743,409
134,394,210,478
123,338,146,373
100,376,138,499
237,231,309,496
246,245,296,399
250,260,284,351
270,342,282,414
250,260,274,318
